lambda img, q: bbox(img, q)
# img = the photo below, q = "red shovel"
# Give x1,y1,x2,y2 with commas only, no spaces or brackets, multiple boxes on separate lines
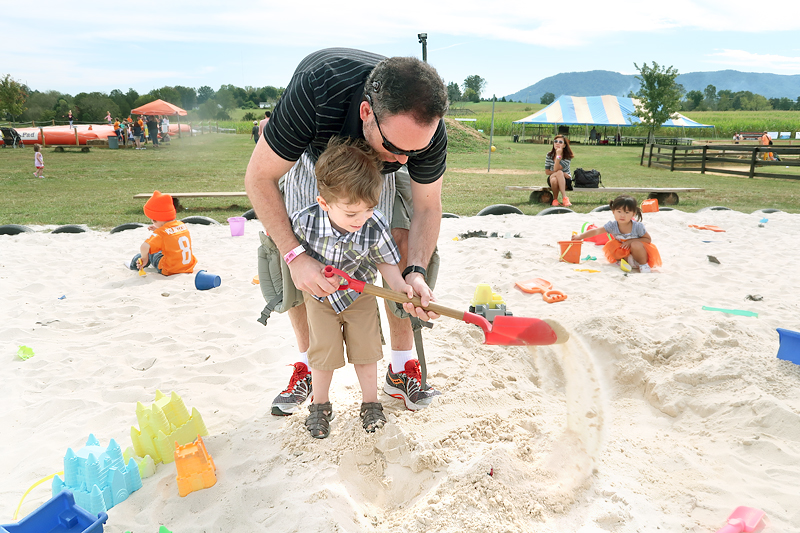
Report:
324,266,569,346
715,506,767,533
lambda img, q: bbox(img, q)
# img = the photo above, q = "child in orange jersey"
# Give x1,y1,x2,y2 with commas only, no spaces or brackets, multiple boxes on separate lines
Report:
129,191,197,275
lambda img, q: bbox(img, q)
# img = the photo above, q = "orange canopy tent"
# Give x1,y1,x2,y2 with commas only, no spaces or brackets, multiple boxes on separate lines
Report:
130,99,187,116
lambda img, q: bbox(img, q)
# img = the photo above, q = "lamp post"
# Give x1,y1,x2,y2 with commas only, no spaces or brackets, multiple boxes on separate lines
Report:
418,33,427,62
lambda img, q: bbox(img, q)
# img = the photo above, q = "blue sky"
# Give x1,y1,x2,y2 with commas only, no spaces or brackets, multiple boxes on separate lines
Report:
4,0,800,100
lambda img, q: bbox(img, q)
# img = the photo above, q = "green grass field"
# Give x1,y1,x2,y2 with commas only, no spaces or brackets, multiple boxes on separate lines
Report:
1,130,798,229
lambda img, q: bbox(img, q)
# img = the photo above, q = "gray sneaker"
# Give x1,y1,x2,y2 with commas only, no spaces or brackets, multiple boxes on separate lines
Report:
271,362,312,416
383,359,441,411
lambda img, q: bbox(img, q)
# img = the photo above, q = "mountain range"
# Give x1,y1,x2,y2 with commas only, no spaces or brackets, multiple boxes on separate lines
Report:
505,70,800,103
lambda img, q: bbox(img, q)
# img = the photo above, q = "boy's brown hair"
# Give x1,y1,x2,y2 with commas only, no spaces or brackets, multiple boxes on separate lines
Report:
315,137,383,206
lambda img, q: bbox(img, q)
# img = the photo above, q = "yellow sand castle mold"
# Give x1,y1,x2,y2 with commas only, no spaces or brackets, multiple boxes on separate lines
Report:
130,390,208,464
175,436,217,497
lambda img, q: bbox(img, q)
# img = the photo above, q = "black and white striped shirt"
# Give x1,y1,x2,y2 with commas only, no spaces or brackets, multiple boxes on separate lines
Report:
291,204,400,313
264,48,447,184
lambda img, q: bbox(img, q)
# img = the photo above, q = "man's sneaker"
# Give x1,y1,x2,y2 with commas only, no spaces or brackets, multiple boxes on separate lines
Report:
271,362,312,416
384,359,441,411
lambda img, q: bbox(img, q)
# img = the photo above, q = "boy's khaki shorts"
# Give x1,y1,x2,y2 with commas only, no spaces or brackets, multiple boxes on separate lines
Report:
305,292,383,371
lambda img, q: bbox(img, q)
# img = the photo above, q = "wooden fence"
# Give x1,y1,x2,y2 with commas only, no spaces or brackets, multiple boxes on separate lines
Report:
641,143,800,180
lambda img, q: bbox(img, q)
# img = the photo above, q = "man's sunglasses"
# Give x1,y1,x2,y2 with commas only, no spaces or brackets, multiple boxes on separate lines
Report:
366,94,433,157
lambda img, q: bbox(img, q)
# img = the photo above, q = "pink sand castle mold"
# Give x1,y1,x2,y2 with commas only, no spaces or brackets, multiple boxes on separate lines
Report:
175,436,216,497
130,390,208,465
0,489,108,533
52,435,142,516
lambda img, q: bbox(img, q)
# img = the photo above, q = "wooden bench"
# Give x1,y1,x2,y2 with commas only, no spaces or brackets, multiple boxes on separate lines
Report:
134,192,249,209
505,186,706,205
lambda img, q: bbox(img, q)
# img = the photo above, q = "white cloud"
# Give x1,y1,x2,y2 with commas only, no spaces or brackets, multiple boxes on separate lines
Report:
708,49,800,71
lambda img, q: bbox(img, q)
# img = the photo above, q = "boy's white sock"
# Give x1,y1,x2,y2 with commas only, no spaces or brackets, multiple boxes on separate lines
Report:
298,351,308,366
639,264,651,273
390,349,415,373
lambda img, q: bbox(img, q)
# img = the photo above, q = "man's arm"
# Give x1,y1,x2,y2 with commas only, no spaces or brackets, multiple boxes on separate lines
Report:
244,141,338,297
405,178,442,309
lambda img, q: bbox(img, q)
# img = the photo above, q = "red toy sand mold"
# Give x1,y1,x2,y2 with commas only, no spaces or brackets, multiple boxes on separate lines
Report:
689,224,726,232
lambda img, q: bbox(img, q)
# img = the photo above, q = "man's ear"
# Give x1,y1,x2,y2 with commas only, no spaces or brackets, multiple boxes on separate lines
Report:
359,100,371,122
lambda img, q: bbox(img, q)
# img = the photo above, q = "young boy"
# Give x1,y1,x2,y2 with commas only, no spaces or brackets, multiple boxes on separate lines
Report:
290,138,413,439
129,191,197,275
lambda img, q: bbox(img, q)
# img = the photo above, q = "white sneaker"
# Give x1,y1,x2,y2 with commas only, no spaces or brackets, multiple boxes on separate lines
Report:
639,264,651,273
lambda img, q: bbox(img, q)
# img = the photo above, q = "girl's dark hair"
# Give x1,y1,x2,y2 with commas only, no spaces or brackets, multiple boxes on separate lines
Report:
546,135,574,160
610,195,643,221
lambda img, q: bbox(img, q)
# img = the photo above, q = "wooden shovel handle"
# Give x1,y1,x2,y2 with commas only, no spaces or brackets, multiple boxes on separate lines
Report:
359,283,465,321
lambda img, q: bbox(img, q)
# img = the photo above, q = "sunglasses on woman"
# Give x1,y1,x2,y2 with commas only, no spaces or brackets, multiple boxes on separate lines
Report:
553,139,565,144
366,94,433,157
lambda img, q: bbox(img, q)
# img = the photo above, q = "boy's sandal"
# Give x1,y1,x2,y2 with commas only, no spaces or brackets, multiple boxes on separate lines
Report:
360,402,386,433
305,401,334,439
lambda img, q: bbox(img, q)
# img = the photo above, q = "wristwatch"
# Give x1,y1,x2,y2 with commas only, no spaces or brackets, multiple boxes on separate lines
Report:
402,265,427,281
283,244,305,264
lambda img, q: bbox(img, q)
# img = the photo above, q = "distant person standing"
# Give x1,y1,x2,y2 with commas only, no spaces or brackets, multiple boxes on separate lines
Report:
251,120,260,144
132,118,144,150
105,111,112,124
760,131,772,161
161,115,170,143
68,110,74,128
258,111,270,137
33,144,44,178
589,126,597,145
147,115,160,148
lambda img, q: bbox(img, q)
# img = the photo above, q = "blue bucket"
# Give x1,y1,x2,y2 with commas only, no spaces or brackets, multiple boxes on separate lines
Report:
776,328,800,365
195,270,221,290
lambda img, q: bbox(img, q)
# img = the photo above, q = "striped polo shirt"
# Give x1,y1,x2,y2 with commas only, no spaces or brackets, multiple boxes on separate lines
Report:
263,47,447,184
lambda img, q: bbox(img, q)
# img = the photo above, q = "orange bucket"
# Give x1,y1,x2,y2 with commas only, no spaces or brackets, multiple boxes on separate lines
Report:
642,198,659,212
558,240,583,263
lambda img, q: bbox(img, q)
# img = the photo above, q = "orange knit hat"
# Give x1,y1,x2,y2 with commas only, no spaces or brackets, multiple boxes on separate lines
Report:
144,190,176,221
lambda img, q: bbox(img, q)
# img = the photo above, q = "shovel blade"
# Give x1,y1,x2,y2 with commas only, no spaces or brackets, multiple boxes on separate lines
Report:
484,316,563,346
722,506,766,532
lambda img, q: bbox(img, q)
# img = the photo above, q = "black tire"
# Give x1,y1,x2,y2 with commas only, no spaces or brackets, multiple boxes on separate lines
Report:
650,192,679,205
181,216,220,225
442,212,460,219
696,206,733,213
531,190,553,204
110,222,147,234
591,205,611,213
751,208,782,215
242,208,257,220
536,206,575,216
658,207,676,211
52,224,88,234
0,224,34,235
476,204,524,216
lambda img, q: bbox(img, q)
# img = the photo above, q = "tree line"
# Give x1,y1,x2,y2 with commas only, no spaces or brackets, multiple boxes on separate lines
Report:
0,74,285,124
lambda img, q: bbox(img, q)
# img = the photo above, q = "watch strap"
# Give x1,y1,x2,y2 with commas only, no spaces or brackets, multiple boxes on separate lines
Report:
283,244,305,264
402,265,427,280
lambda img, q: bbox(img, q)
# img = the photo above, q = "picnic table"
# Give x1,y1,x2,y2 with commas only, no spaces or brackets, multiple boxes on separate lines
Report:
505,186,706,205
134,191,249,209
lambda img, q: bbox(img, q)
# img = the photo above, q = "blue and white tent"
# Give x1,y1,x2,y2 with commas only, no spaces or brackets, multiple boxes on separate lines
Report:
513,95,713,128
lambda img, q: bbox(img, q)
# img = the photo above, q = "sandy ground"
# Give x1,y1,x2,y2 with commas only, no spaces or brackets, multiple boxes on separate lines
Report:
2,208,799,532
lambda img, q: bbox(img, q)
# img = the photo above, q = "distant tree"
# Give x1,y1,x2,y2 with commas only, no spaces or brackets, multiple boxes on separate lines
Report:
684,90,703,111
173,86,197,110
769,97,794,110
0,74,27,121
197,85,215,104
20,90,63,122
74,91,119,122
463,88,479,103
795,96,800,110
198,99,218,119
717,89,733,111
632,62,684,140
500,96,506,102
150,86,182,107
109,89,133,117
462,75,486,100
214,87,235,110
703,84,718,110
125,88,140,108
540,92,555,105
447,81,462,103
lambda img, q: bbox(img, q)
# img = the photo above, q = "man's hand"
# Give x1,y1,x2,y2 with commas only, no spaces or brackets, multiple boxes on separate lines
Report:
288,254,339,298
402,272,440,321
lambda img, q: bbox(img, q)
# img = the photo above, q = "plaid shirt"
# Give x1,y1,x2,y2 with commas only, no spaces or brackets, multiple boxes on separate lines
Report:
291,203,400,313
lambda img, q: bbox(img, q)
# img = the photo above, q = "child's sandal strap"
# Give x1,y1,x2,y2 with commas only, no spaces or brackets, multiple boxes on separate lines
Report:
360,402,386,433
305,402,333,439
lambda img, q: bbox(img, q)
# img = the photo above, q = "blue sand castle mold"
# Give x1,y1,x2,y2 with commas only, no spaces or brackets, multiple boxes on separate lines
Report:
131,390,208,464
52,435,142,516
776,328,800,365
0,489,108,533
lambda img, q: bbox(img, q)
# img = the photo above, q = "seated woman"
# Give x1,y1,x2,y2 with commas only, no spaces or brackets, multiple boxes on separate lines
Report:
544,135,574,207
